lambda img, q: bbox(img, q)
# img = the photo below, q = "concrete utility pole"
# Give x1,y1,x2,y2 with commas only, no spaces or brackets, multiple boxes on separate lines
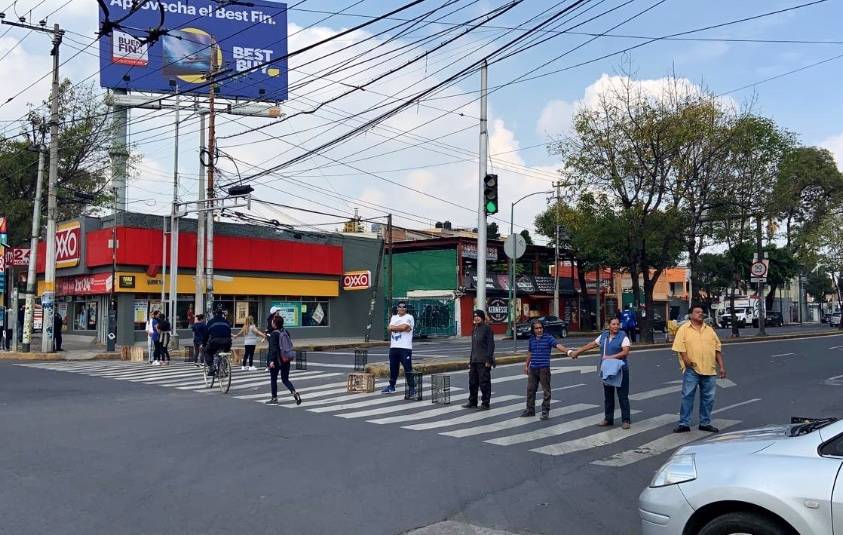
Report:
552,180,561,318
756,216,767,336
387,213,393,307
475,60,488,312
195,110,206,316
169,86,181,346
108,88,128,352
205,51,218,317
41,24,63,353
22,146,46,352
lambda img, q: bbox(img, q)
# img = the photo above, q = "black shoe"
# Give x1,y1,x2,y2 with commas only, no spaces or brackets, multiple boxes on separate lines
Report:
265,398,278,405
540,412,549,421
520,410,535,417
462,403,478,409
673,425,691,433
698,424,720,433
479,404,490,411
294,392,302,406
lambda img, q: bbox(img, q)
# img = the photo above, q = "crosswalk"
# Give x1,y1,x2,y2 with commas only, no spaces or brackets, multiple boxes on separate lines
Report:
17,360,758,467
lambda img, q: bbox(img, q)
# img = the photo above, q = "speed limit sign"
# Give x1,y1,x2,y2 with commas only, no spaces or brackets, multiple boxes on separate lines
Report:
750,260,769,282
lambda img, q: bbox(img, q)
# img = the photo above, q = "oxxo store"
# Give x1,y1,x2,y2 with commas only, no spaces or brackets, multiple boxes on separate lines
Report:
36,213,384,346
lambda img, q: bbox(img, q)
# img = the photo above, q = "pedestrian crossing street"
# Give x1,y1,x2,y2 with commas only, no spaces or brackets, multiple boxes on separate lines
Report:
18,360,758,467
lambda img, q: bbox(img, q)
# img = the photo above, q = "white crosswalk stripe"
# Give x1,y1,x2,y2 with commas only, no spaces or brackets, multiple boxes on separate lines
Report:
15,361,756,468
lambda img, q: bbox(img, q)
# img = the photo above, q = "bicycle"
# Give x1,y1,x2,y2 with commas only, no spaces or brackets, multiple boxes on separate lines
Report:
202,350,233,393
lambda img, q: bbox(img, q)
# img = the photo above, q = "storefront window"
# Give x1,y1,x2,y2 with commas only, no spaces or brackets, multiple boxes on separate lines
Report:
72,301,98,331
270,297,330,328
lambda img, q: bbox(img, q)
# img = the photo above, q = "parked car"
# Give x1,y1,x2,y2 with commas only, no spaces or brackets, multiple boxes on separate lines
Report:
514,315,568,339
650,312,667,333
753,311,784,328
719,310,748,328
822,312,831,324
831,313,842,327
680,313,717,328
640,416,843,535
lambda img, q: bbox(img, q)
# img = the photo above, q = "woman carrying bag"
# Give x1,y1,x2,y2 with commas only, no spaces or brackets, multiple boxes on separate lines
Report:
265,315,302,406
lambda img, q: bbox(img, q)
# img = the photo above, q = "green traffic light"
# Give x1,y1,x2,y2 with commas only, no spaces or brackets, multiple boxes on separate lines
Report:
485,201,498,214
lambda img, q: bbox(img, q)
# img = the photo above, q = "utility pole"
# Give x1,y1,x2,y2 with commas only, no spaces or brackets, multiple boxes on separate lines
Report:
476,60,488,312
169,85,181,346
386,213,393,307
22,145,46,353
195,109,206,316
41,24,63,353
108,88,128,352
552,180,561,318
205,48,218,316
756,216,767,336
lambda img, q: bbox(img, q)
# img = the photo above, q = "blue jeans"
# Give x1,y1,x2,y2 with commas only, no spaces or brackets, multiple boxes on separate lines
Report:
679,368,716,426
388,348,413,388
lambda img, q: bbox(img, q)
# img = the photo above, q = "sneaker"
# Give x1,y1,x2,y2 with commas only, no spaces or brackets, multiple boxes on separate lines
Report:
153,361,160,366
540,412,549,421
520,410,535,417
698,424,720,433
461,403,478,409
381,385,396,394
265,398,278,405
294,392,302,406
249,366,257,371
240,366,247,371
479,404,490,411
622,422,631,430
597,420,613,427
673,425,691,433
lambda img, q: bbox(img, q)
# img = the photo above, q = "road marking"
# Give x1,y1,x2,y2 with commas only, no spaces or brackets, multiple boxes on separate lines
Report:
302,362,357,369
530,414,676,456
716,378,737,388
829,345,843,350
402,400,569,431
367,395,521,425
771,353,795,357
441,403,599,438
629,385,682,401
213,373,342,392
712,398,761,414
591,419,741,467
484,410,642,446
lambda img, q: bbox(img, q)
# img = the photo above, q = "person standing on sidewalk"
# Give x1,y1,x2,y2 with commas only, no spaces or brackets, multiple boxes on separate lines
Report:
53,312,64,351
463,310,496,410
157,314,172,365
382,302,415,396
621,305,638,343
522,320,568,420
235,315,265,371
569,318,632,429
673,304,727,434
191,314,208,367
265,316,301,405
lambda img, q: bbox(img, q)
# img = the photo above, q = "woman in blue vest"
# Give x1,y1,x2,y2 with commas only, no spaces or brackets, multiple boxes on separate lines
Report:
569,317,632,429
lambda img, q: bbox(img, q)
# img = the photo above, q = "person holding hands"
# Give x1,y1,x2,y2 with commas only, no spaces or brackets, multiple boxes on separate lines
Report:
521,320,569,420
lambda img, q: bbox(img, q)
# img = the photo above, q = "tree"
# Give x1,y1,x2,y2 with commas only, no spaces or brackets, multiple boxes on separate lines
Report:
694,252,733,312
0,81,116,247
805,269,834,304
519,229,533,245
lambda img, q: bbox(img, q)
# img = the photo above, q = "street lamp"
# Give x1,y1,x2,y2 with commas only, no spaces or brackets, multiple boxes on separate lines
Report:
509,190,552,352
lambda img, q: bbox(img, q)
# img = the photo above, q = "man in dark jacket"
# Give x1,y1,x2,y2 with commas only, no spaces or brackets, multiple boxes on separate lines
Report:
191,314,208,366
204,306,232,371
463,310,495,410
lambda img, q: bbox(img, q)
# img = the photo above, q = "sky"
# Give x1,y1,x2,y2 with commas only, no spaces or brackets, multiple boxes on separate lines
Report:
0,0,842,241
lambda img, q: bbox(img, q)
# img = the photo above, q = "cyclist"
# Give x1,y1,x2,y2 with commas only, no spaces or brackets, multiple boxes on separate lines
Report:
204,305,232,374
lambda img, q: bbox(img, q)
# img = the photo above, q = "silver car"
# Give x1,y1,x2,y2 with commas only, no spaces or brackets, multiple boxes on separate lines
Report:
639,417,842,534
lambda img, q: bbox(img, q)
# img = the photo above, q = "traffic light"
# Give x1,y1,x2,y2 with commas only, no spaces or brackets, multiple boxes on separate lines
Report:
483,173,498,215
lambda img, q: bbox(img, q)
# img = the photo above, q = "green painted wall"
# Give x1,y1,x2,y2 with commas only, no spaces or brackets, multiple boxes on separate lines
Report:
390,249,457,297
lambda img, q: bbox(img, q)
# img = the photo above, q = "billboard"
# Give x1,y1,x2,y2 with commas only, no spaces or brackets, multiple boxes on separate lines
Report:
98,0,288,100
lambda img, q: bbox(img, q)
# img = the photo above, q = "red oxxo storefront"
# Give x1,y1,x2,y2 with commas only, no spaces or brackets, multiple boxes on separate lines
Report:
34,213,383,346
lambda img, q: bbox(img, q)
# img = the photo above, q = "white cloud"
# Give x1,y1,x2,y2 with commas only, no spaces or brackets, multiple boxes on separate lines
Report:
673,42,730,65
819,132,843,172
536,99,575,138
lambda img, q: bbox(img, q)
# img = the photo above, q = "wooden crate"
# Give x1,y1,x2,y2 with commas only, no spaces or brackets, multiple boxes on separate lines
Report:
123,346,146,362
347,372,375,393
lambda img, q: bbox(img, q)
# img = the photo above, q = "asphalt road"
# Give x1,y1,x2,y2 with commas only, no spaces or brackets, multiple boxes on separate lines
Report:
2,331,842,535
310,322,836,366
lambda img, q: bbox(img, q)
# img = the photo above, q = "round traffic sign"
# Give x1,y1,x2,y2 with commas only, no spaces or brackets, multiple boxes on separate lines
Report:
504,234,527,259
751,261,767,277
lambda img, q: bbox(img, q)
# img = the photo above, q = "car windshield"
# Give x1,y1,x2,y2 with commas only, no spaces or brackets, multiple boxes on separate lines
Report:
788,417,838,437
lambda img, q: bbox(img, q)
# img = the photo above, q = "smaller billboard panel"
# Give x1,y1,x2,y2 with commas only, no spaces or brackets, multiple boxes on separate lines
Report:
98,0,288,100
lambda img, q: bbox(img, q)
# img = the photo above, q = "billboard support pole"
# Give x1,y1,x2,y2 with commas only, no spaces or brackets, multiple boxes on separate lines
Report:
205,49,218,318
195,107,206,318
169,85,180,347
107,88,128,353
22,146,46,353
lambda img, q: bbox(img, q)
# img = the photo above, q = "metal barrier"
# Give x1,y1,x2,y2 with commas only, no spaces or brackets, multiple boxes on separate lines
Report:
295,350,307,370
354,349,367,371
430,374,451,404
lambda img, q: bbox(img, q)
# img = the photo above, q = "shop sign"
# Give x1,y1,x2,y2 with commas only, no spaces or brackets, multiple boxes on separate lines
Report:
462,244,498,261
311,303,325,325
342,270,371,291
515,276,536,293
56,222,82,269
57,273,112,296
487,298,509,323
533,276,556,294
271,301,301,327
4,247,30,266
119,275,136,289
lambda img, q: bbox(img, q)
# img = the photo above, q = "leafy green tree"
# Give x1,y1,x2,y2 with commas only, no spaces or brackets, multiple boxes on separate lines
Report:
805,269,834,304
519,229,533,245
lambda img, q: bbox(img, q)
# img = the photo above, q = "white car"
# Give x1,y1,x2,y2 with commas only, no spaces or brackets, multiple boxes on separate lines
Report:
639,417,843,535
831,313,841,327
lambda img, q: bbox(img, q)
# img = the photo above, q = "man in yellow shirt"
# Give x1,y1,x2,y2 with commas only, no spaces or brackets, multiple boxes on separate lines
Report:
672,304,727,433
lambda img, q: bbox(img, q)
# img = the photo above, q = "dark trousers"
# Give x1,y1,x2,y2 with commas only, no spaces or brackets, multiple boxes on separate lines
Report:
193,343,202,363
388,347,414,388
242,345,256,367
205,337,231,368
54,333,62,351
160,333,170,362
468,362,491,406
153,340,162,361
526,367,552,413
270,360,295,398
603,366,631,424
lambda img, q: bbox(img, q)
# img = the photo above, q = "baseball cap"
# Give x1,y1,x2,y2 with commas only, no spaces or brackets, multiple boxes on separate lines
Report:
270,306,279,314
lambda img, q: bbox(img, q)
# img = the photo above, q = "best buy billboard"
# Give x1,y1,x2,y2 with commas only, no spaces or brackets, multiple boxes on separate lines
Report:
98,0,287,100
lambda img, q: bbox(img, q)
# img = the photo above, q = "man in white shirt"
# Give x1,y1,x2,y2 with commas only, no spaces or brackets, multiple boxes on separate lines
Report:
383,302,415,396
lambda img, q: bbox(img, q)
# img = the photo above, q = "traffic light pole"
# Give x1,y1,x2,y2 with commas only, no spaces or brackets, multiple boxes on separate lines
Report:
476,60,488,312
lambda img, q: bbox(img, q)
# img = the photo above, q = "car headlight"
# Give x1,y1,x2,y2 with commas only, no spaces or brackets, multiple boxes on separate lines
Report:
649,453,697,488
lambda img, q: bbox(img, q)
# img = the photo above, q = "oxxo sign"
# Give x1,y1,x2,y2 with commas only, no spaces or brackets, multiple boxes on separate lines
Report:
55,222,81,268
343,270,371,291
487,298,509,323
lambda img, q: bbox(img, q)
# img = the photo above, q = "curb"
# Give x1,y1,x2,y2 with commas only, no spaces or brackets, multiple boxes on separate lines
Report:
297,341,389,352
364,329,843,378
